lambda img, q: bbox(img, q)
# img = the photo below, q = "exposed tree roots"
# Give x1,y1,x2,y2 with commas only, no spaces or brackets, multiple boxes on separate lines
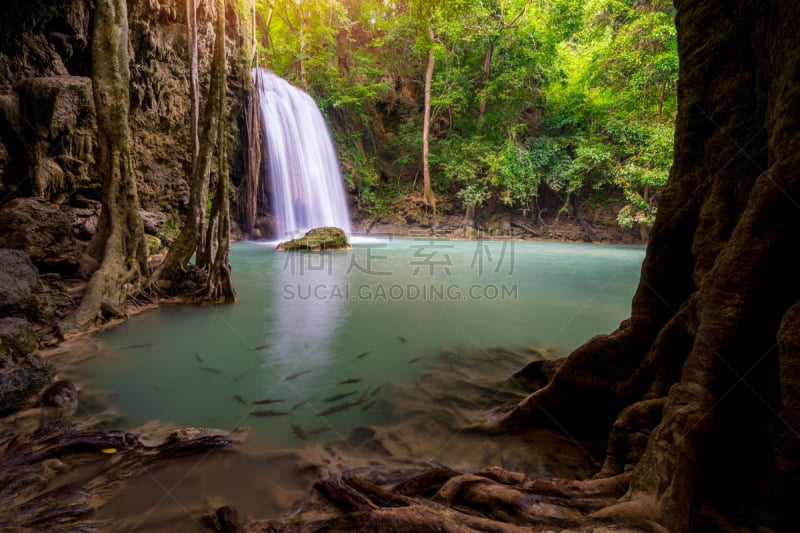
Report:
207,465,668,532
0,414,232,531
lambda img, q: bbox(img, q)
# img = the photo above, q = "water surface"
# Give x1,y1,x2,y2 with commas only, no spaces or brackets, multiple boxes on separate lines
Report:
63,238,644,448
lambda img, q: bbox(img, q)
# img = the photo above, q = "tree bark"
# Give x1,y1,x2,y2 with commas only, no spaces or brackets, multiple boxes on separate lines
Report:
202,0,236,303
59,0,147,336
155,0,225,286
476,42,493,128
422,26,437,216
187,0,199,174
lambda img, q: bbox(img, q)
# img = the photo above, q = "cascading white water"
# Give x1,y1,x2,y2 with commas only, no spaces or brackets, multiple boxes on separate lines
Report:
253,68,352,239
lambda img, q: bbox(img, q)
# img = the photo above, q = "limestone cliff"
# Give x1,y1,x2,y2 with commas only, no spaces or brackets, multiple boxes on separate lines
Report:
0,0,243,214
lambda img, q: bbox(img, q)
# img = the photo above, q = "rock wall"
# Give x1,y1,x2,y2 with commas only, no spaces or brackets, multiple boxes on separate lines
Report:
0,0,243,214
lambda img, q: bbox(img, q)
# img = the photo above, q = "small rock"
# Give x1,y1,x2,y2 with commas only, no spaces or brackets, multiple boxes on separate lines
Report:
41,380,78,413
276,227,350,251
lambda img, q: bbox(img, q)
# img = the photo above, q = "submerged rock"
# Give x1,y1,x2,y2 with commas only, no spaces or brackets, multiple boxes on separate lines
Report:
277,227,350,251
40,379,79,419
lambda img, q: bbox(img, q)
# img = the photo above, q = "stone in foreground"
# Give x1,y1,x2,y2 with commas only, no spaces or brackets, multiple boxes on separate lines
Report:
276,227,350,251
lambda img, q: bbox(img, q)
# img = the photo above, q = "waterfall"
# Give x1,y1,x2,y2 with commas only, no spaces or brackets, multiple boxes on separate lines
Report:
253,68,352,239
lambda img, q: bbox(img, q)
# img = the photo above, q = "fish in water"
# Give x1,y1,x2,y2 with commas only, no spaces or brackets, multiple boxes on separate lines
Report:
117,343,154,351
408,357,425,364
148,383,161,392
397,336,406,343
291,422,308,441
232,367,256,383
356,351,371,359
250,409,288,417
308,426,334,435
252,398,283,405
251,344,273,351
357,387,371,403
338,378,362,385
370,385,384,397
195,353,204,362
291,400,308,411
233,395,247,404
318,401,359,416
198,366,223,374
362,399,379,411
324,391,357,403
286,369,312,380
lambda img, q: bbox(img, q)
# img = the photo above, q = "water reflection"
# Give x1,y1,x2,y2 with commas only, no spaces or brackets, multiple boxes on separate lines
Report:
60,240,645,447
263,248,348,387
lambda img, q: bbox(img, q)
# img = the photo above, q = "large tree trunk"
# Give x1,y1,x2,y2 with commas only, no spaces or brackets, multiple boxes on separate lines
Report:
155,0,225,286
223,1,800,531
422,26,437,216
201,0,236,303
59,0,146,336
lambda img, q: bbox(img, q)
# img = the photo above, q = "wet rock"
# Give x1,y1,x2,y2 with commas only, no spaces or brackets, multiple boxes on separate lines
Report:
277,227,350,251
0,318,54,412
0,317,38,357
0,248,39,316
0,198,79,274
41,379,79,414
254,215,276,240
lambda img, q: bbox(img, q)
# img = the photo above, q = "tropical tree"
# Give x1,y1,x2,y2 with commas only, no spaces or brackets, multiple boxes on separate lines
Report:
60,0,147,335
156,0,236,302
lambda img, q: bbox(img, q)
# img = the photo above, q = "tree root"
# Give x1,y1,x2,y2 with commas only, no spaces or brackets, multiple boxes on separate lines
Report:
596,398,667,477
232,465,661,532
0,418,232,530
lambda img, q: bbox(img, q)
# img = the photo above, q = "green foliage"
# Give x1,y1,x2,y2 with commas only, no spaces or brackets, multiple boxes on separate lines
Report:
255,0,678,232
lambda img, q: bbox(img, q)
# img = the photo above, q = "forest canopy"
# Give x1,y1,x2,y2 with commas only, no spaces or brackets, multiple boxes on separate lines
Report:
252,0,677,233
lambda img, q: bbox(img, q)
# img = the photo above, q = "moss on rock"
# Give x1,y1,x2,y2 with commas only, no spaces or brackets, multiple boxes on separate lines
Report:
276,227,350,251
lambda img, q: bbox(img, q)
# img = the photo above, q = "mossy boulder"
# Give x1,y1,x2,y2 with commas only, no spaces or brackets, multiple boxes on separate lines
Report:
277,227,350,251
